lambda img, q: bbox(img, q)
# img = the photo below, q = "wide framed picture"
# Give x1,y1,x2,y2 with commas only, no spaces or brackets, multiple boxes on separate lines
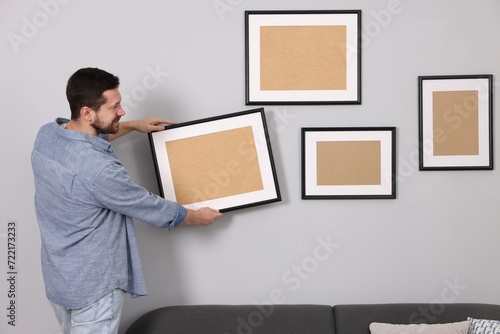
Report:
418,74,493,170
148,108,281,213
302,127,396,199
245,10,361,105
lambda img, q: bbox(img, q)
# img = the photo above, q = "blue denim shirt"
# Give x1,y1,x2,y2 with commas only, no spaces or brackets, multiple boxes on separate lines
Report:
31,118,186,309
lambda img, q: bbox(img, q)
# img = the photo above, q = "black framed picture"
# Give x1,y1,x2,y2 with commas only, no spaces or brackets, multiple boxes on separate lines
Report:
245,10,361,105
148,108,281,212
418,74,493,170
302,127,396,199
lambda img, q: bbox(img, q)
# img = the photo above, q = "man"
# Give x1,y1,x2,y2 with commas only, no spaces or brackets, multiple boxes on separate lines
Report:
31,67,223,333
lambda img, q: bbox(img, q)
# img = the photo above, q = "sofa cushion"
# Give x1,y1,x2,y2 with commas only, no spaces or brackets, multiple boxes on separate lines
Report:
468,317,500,334
333,303,500,334
369,320,468,333
125,304,334,334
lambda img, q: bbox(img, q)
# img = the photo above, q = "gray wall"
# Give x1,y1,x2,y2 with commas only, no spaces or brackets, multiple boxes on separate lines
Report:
1,0,499,333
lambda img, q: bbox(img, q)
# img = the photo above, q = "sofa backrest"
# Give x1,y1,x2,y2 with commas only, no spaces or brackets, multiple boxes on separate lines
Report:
333,303,500,334
125,304,334,334
125,303,500,334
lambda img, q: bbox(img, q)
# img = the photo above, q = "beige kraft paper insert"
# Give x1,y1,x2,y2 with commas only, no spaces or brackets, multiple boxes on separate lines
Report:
165,126,264,205
316,141,381,186
260,25,347,91
432,90,479,156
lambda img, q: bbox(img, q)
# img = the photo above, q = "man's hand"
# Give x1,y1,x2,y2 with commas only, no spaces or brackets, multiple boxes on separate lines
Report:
109,118,176,140
182,207,223,226
129,118,176,133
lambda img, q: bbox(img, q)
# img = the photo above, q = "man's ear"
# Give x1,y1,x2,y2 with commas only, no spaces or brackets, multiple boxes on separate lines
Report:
80,106,94,122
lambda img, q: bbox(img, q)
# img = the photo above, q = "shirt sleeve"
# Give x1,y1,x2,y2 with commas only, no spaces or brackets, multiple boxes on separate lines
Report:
92,161,186,230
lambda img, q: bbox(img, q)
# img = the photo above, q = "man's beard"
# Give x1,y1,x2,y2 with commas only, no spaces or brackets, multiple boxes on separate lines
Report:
92,117,120,135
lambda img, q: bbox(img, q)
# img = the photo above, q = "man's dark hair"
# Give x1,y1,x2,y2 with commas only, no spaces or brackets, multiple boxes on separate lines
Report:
66,68,120,120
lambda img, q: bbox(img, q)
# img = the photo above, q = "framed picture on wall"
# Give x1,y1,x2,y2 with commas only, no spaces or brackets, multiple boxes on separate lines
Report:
418,74,493,170
301,127,396,199
148,108,281,213
245,10,361,105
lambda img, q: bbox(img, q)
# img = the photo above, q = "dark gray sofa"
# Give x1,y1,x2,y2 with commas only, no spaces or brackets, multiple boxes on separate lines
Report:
125,303,500,334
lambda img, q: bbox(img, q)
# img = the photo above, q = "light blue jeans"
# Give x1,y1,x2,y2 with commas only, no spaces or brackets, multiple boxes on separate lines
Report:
49,289,124,334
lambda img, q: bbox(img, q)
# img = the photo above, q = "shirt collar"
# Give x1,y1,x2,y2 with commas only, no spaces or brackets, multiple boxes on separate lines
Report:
55,117,113,153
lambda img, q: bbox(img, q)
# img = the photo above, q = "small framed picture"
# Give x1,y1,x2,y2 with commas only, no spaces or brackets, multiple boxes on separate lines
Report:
148,108,281,213
418,74,493,170
302,127,396,199
245,10,361,105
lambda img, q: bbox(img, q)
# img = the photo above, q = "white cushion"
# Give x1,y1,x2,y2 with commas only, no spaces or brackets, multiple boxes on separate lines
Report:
369,320,468,334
